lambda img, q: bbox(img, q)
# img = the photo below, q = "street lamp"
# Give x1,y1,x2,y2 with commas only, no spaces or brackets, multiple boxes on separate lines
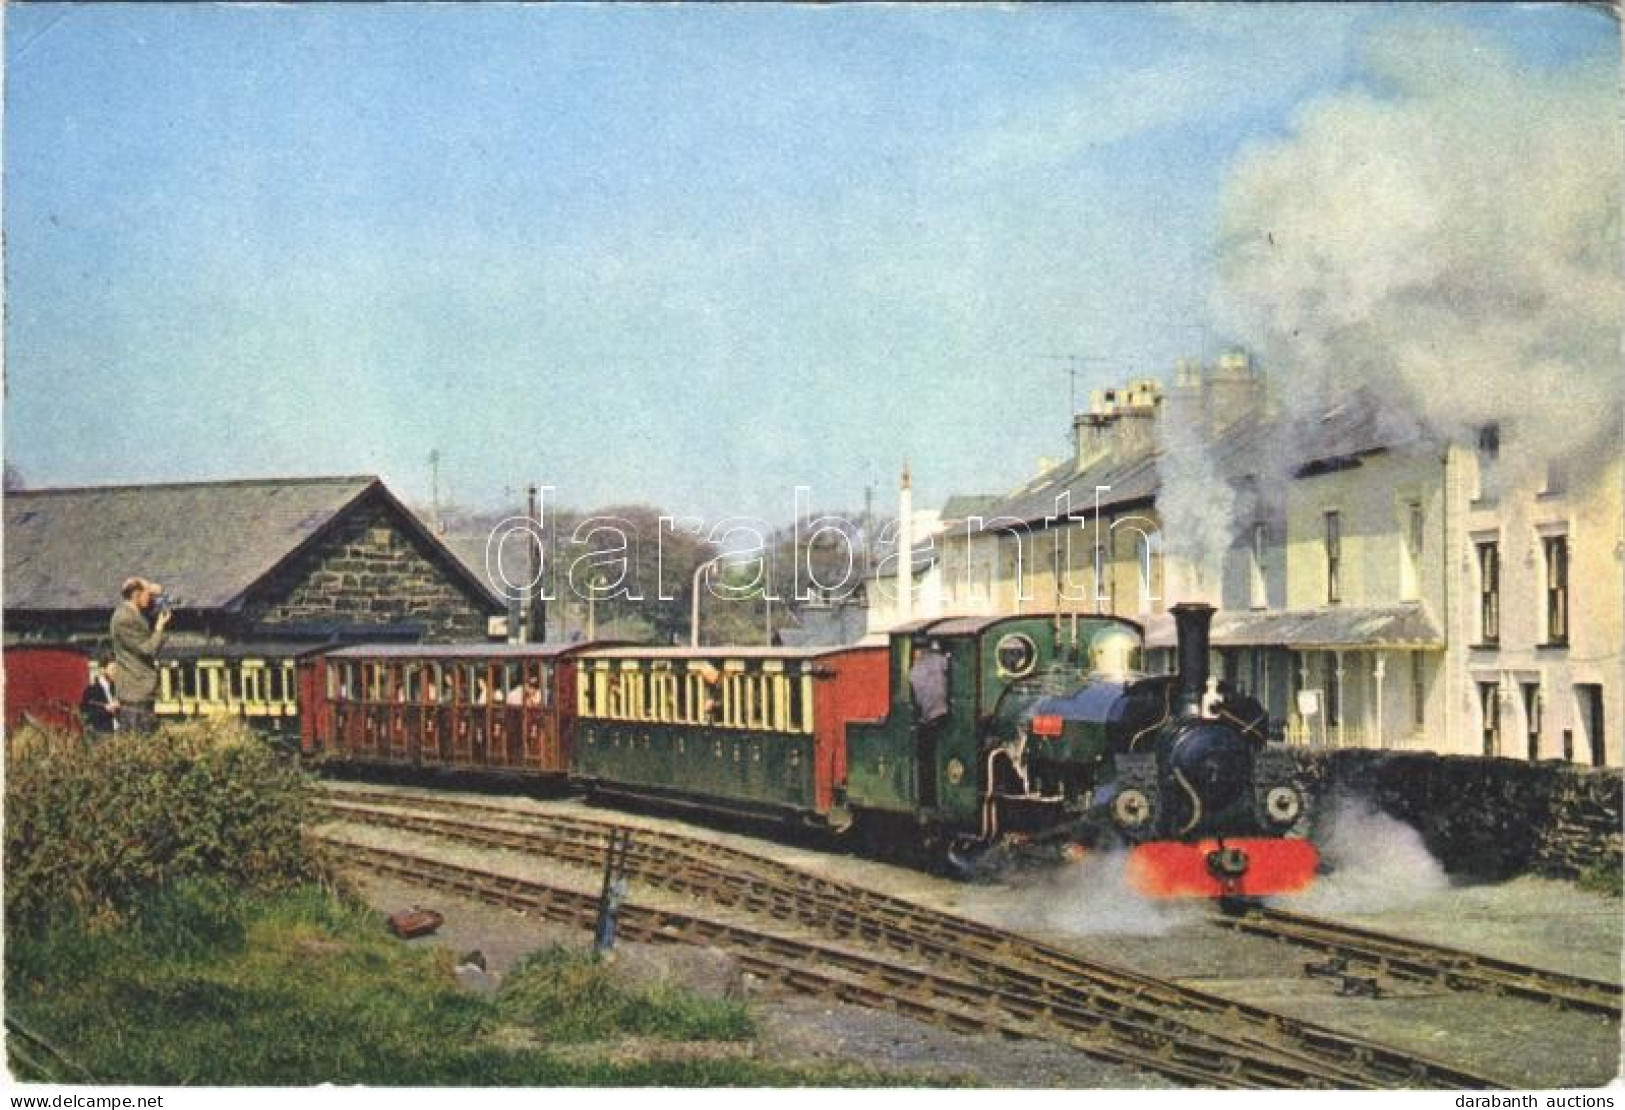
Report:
690,554,725,647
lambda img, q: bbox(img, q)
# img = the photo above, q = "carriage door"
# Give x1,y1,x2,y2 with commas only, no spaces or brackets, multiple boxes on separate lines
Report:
909,643,950,810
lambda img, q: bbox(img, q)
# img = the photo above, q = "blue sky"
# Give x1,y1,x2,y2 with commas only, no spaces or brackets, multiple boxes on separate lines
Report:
4,3,1616,521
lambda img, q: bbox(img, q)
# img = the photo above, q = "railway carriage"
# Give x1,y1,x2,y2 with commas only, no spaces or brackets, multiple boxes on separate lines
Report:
573,645,889,825
154,643,319,737
3,644,91,736
301,642,593,777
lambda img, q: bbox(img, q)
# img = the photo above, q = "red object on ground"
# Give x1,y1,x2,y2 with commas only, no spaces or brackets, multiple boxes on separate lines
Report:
1128,837,1321,899
387,908,444,938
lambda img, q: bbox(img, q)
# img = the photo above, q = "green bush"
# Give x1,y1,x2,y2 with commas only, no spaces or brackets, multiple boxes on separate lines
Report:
5,719,327,930
1576,853,1622,898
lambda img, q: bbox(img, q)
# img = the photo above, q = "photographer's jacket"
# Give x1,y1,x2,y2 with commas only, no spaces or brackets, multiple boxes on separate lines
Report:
109,601,167,703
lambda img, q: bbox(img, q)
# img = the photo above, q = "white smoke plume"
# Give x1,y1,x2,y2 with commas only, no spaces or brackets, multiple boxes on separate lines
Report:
1154,383,1253,605
964,851,1204,937
1279,793,1449,915
1215,24,1623,489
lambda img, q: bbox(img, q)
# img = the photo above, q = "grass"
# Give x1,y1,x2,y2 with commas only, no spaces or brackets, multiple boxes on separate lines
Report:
5,879,926,1086
1575,854,1622,898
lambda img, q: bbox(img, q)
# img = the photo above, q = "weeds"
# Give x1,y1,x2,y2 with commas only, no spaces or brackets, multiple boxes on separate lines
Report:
6,884,909,1086
1575,854,1622,898
497,945,755,1043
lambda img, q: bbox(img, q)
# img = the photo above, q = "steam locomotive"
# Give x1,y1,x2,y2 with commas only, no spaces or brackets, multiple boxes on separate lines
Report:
4,602,1319,898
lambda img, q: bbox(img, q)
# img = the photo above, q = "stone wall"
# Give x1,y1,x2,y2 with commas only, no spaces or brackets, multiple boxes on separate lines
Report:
245,497,495,642
1288,749,1623,881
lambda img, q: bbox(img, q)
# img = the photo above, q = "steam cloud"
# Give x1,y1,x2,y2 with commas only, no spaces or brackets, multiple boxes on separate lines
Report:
965,851,1203,937
1279,793,1449,914
1215,24,1623,488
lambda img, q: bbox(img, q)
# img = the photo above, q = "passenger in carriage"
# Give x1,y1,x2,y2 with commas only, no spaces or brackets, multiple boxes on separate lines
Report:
513,674,544,708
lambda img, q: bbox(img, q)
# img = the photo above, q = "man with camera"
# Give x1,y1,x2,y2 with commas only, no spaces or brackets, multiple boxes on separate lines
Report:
109,576,172,733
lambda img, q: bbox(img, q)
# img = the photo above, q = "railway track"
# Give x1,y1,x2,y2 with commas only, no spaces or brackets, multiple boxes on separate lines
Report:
1212,905,1623,1018
314,831,1358,1089
314,785,1503,1089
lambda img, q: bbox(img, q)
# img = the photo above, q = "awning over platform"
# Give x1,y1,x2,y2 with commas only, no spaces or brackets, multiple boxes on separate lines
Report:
1143,603,1444,651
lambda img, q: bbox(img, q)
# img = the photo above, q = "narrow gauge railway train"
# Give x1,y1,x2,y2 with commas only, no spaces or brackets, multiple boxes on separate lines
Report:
4,604,1319,898
298,603,1319,899
3,642,323,740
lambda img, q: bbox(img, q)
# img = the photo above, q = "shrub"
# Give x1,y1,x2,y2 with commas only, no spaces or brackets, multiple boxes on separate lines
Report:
1576,853,1622,898
5,719,328,930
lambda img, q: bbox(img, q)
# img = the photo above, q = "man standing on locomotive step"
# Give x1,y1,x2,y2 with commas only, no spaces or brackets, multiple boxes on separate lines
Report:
109,577,171,733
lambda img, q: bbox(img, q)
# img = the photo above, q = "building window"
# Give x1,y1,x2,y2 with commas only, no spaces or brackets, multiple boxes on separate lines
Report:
1402,500,1424,601
1577,683,1605,768
1521,683,1541,761
1092,541,1108,613
1325,654,1340,727
1476,541,1499,645
1133,533,1157,610
1249,521,1268,609
1411,653,1426,730
1479,681,1500,757
1324,511,1341,604
1543,535,1568,646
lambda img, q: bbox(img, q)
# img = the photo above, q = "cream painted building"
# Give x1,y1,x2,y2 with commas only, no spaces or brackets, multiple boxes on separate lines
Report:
1450,437,1622,766
917,354,1623,766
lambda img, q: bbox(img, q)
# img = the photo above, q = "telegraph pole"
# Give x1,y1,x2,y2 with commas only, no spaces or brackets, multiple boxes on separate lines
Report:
428,449,442,532
526,483,545,642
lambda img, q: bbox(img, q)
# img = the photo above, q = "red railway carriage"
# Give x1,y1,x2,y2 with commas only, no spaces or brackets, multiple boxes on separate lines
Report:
572,643,890,824
4,644,91,736
300,643,597,776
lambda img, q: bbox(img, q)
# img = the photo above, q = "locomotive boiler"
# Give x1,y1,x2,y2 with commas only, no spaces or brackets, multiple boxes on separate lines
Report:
984,603,1318,897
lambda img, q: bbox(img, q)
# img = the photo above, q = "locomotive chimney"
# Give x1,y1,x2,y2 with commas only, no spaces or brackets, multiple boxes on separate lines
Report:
1171,602,1215,716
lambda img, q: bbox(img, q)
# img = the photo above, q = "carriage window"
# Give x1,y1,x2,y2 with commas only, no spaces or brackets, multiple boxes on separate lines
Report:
202,664,223,704
743,673,759,729
772,675,790,731
678,672,694,723
662,672,679,722
786,673,804,733
595,666,611,717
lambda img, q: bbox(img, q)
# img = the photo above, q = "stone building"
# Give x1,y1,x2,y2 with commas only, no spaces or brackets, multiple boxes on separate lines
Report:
4,475,505,646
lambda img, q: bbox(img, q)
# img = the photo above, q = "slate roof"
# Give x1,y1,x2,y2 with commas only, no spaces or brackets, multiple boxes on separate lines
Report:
1142,602,1444,651
939,494,1002,522
965,391,1423,538
4,475,501,613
